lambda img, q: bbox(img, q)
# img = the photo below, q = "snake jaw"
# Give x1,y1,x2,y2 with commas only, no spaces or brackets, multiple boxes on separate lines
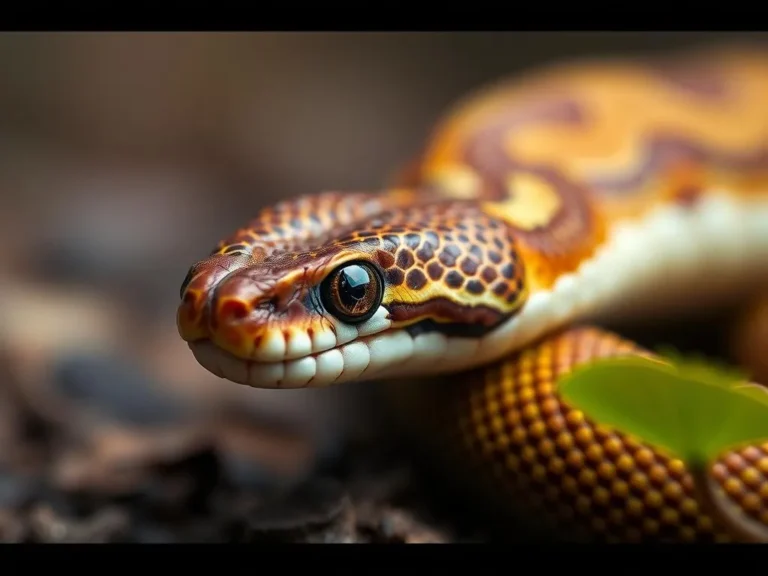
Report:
187,305,402,389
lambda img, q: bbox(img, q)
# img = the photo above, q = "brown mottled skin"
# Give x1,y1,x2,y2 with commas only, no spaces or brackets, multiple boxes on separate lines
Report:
178,47,768,541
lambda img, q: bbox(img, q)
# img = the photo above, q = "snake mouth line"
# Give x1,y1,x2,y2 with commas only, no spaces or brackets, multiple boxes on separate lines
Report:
189,327,422,388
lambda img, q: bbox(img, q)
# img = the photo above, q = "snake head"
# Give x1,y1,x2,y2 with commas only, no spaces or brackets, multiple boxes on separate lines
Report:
177,198,530,389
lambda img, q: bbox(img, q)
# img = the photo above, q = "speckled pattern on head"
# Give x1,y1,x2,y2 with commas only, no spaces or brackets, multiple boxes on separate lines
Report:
178,47,768,541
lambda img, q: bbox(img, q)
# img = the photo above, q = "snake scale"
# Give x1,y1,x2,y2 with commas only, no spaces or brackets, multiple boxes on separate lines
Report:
177,47,768,542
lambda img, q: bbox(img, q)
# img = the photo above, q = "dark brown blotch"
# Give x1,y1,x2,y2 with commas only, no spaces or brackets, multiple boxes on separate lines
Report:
406,269,428,291
446,244,462,257
481,266,497,284
439,249,457,267
396,249,415,270
376,250,396,269
404,233,421,250
488,250,502,264
460,257,478,276
362,236,381,247
466,279,485,295
458,233,469,243
425,231,440,248
427,261,444,281
501,263,515,280
445,270,464,289
493,281,507,297
416,243,434,263
383,234,401,249
386,267,405,286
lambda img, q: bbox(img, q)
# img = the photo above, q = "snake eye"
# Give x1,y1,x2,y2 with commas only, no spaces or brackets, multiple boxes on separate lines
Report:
320,261,383,324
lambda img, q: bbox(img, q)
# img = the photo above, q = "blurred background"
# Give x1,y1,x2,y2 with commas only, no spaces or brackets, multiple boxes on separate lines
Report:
1,31,767,542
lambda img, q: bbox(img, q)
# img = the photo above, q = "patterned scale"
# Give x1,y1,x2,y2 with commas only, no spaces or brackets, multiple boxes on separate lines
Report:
400,327,768,542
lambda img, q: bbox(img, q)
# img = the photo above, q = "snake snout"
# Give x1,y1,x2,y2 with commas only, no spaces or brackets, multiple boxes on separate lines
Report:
177,254,252,343
178,251,350,371
196,267,313,362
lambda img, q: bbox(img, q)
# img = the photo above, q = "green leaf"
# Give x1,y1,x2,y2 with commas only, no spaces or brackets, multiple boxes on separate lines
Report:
557,354,768,468
654,345,751,386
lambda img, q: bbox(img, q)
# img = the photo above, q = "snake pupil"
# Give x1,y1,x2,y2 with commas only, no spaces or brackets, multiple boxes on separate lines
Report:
339,266,370,306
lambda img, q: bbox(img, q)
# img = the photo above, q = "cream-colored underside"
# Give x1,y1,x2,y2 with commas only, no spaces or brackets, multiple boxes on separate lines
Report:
191,191,768,389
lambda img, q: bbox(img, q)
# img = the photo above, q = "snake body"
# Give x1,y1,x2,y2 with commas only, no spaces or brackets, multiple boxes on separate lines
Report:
177,47,768,542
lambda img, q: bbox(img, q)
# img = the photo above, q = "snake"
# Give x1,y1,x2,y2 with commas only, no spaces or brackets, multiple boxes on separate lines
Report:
176,46,768,542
